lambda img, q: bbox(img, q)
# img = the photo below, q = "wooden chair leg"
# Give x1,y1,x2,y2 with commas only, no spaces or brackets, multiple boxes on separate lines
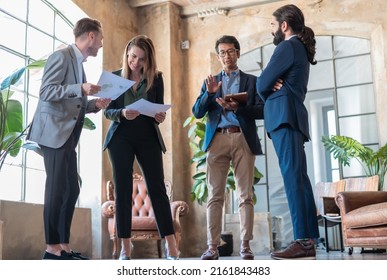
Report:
175,232,181,255
112,236,118,259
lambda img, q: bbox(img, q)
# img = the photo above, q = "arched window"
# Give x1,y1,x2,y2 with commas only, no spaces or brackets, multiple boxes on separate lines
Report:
236,36,378,214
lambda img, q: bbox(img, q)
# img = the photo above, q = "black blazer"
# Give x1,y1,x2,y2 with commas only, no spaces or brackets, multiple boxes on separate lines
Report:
102,70,166,152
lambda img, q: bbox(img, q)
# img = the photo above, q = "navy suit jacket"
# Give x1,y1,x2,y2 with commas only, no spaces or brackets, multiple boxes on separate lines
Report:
192,70,264,155
256,36,310,141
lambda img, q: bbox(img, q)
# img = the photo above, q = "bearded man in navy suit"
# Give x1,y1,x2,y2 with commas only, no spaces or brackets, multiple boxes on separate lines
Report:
256,4,319,260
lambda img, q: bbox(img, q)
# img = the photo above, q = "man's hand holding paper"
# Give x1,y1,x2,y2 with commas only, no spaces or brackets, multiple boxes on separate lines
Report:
93,71,135,100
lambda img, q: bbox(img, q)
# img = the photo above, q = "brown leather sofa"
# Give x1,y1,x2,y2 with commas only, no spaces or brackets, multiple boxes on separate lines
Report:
101,173,189,259
335,191,387,254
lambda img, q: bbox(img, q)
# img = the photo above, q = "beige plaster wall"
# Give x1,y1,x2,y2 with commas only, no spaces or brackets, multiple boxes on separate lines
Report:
0,200,91,259
73,0,387,258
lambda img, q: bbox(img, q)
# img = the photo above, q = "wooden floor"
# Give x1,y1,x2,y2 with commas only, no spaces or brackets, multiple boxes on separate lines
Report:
181,247,387,260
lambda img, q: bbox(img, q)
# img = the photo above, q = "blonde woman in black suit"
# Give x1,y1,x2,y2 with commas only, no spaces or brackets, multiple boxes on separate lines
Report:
103,35,178,260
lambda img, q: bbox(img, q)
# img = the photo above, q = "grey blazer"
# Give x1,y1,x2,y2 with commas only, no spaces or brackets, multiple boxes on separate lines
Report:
28,45,99,149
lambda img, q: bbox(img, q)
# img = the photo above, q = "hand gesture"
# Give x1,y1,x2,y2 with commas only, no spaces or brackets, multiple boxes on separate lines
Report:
205,74,222,94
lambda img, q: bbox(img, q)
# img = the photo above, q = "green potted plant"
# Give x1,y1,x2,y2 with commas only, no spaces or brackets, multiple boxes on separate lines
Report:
322,135,387,191
183,115,264,205
0,60,46,170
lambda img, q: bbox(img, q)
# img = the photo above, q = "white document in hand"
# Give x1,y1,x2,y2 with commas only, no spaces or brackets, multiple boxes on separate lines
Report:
125,98,171,117
94,71,135,100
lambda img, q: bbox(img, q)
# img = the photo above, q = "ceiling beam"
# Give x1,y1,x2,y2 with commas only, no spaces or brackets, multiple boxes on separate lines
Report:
128,0,284,16
128,0,168,8
181,0,283,17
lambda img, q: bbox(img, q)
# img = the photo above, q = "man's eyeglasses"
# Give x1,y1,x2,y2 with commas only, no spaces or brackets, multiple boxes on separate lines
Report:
218,48,238,57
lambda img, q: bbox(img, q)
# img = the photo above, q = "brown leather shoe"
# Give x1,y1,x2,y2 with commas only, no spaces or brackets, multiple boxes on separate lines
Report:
201,249,219,260
271,240,316,260
240,247,254,260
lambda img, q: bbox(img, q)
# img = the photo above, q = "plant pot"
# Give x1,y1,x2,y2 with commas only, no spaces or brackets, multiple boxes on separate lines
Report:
218,232,233,256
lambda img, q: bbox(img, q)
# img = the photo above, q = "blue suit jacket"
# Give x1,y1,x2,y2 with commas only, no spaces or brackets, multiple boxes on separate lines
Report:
256,37,310,141
192,70,264,155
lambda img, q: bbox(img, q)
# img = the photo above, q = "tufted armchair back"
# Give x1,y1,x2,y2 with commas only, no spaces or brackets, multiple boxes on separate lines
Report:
102,173,189,259
132,174,155,217
131,173,173,218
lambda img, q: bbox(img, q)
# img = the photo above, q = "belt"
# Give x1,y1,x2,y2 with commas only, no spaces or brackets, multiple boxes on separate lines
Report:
216,126,241,134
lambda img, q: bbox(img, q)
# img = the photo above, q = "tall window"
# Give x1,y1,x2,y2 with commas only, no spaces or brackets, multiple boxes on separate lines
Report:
308,36,377,181
236,35,378,213
0,0,102,204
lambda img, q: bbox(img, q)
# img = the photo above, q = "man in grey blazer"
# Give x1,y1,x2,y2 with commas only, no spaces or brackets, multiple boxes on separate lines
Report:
27,18,111,260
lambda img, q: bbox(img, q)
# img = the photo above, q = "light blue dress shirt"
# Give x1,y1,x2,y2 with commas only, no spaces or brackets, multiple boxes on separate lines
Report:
217,69,241,128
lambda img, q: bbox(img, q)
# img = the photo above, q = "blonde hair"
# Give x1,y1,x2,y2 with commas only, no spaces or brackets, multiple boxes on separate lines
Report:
121,35,159,91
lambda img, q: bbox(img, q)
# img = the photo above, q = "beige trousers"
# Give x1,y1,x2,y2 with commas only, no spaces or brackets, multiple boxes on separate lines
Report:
206,131,255,246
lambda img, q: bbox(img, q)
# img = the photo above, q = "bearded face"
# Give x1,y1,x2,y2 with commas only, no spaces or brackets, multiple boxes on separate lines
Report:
272,26,285,46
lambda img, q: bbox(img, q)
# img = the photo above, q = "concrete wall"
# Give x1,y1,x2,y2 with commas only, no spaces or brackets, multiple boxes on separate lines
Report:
225,213,273,256
0,200,92,260
72,0,387,258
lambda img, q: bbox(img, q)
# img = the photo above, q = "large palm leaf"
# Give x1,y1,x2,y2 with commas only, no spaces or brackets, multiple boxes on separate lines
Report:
322,135,387,190
0,60,46,170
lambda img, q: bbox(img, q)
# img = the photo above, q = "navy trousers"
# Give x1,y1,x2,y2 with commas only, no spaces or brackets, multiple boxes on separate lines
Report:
270,125,319,240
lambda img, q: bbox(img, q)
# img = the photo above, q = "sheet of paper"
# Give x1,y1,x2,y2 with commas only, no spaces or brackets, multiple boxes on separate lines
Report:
125,98,171,117
94,71,135,100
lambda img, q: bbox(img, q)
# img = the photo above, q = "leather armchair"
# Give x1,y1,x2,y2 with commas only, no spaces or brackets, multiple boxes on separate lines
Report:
335,191,387,254
101,173,189,259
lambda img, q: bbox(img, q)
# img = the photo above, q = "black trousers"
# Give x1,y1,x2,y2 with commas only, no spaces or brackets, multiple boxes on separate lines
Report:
107,118,174,239
41,127,81,245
